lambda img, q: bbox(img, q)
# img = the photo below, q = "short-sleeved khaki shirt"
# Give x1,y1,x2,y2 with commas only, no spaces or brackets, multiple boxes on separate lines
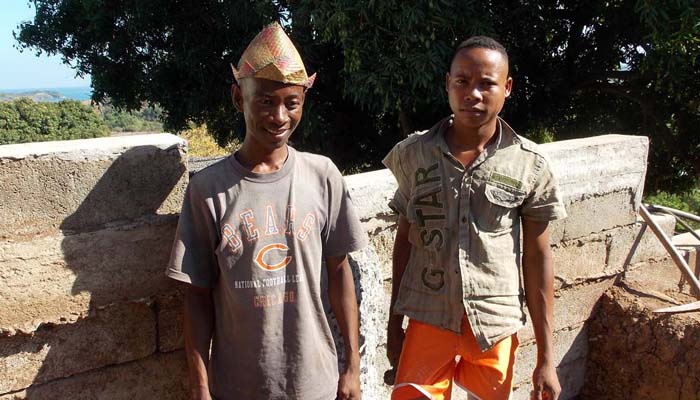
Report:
383,116,566,350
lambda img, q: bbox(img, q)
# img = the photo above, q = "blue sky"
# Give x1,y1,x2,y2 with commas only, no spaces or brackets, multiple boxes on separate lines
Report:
0,1,90,90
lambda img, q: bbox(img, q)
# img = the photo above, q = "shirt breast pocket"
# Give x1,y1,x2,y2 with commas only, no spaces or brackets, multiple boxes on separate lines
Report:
474,183,526,232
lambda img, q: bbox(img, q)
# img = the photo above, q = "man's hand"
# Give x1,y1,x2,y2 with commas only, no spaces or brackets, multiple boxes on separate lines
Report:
531,361,561,400
337,363,361,400
386,315,405,369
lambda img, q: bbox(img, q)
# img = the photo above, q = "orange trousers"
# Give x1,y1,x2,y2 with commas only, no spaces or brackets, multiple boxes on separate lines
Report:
392,316,518,400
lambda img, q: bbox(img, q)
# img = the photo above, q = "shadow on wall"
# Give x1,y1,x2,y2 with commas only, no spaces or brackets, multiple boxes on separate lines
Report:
554,220,652,400
3,145,187,398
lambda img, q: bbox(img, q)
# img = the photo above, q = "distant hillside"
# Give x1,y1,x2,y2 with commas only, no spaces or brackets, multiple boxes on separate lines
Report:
0,86,92,102
0,90,68,102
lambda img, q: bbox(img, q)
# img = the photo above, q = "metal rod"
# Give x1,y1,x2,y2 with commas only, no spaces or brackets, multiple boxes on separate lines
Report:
639,204,700,298
647,204,700,224
649,205,700,242
653,301,700,313
676,217,700,243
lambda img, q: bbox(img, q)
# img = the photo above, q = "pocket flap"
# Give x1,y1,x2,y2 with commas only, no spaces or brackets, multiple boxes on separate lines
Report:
484,183,526,208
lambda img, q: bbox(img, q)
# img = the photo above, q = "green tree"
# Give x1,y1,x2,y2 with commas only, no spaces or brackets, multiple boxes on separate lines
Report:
15,0,280,143
99,102,164,132
15,0,700,189
300,0,489,135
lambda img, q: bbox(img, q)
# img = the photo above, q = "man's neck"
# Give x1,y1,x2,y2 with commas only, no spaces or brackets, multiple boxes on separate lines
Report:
445,119,499,168
235,142,289,174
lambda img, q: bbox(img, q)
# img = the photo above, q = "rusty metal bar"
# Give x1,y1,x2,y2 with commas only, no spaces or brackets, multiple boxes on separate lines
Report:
675,218,700,243
653,301,700,313
647,204,700,224
647,204,700,243
639,204,700,298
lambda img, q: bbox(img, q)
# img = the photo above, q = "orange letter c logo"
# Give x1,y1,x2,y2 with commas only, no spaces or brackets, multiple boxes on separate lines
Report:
255,243,292,271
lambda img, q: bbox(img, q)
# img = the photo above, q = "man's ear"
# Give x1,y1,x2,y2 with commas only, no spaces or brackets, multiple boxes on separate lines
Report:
505,77,513,98
231,83,244,112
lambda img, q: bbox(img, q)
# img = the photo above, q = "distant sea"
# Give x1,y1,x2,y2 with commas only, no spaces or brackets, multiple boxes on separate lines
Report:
0,86,92,102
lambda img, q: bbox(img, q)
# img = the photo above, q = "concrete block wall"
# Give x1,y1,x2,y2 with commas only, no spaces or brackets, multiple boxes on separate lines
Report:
0,135,189,399
0,133,670,399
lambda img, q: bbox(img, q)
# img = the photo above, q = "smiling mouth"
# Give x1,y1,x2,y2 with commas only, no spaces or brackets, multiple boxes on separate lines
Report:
266,128,288,136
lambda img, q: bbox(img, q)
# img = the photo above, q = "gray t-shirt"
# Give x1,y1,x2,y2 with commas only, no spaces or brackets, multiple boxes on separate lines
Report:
167,147,367,400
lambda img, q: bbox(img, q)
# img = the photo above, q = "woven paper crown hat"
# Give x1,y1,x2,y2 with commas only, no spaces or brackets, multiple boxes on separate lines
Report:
231,22,316,88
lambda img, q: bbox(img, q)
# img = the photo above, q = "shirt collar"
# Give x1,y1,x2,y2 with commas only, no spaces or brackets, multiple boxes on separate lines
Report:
430,116,517,156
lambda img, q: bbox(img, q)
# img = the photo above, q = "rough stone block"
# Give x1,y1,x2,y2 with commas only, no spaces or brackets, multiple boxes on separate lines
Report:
674,230,700,292
0,134,187,238
0,351,187,400
624,257,699,300
551,238,608,288
549,190,637,243
349,245,394,400
520,278,614,343
157,290,185,353
0,301,156,394
0,216,179,335
544,135,649,243
542,135,648,206
345,169,396,222
365,225,396,279
188,156,226,176
607,213,675,274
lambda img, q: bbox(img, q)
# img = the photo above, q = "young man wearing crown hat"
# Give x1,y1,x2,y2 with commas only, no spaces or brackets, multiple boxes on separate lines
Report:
383,37,566,400
167,23,367,400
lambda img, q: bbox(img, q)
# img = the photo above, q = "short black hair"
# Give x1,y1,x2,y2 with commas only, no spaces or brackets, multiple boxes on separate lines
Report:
449,36,509,71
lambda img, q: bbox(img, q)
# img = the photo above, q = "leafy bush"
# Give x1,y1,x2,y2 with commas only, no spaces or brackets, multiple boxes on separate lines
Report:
180,124,239,157
0,98,109,145
645,189,700,231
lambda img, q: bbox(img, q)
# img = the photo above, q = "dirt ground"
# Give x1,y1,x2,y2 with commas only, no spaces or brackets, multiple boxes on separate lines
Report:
583,282,700,400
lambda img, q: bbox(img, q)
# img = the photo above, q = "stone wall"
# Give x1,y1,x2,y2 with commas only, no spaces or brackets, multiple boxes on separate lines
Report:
0,133,675,399
0,135,189,399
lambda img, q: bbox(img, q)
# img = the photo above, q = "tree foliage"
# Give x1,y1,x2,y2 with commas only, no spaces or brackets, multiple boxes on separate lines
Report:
99,102,163,132
301,0,489,135
15,0,700,190
0,98,109,144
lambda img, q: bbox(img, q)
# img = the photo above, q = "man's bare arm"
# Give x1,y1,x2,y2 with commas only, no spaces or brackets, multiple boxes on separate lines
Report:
387,215,411,369
522,219,561,400
184,284,215,400
326,254,361,400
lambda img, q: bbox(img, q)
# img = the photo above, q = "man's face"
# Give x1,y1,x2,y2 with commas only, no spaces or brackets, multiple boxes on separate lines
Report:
445,47,512,131
232,78,305,151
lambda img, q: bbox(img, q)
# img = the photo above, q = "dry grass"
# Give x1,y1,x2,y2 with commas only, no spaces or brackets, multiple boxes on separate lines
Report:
179,124,239,157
